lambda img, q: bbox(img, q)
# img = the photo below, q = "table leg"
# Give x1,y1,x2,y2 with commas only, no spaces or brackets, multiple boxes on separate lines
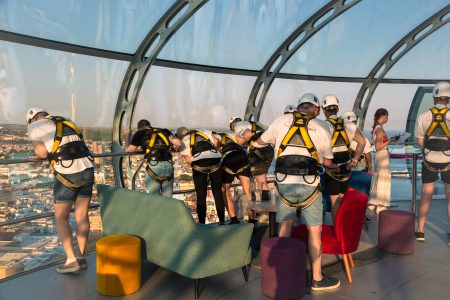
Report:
269,212,277,237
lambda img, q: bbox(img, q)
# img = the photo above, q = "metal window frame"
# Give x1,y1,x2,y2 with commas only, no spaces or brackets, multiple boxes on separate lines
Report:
243,0,362,121
111,0,209,187
353,5,450,128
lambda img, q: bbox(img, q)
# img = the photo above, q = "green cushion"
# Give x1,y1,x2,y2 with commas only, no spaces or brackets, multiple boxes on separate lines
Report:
97,184,253,279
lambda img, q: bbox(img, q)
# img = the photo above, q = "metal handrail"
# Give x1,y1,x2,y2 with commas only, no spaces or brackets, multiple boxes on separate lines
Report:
0,147,424,227
0,151,143,165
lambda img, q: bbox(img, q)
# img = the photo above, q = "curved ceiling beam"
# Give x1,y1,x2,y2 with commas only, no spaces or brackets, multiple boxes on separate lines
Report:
353,4,450,128
112,0,209,187
244,0,362,121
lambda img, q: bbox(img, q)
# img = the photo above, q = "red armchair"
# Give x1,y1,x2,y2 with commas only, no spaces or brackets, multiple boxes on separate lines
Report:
292,188,368,283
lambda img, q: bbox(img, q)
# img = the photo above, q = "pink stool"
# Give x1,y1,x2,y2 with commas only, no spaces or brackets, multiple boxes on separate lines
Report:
378,210,415,254
261,237,306,300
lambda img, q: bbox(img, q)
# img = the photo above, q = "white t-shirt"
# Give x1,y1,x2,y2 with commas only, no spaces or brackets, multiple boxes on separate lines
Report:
260,113,333,186
415,104,450,164
180,130,221,162
325,115,357,153
27,118,93,174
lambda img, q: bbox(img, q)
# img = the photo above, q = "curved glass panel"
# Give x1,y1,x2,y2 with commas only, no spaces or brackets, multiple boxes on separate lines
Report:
260,78,361,125
158,0,329,70
281,0,450,77
386,24,450,79
0,41,127,158
133,66,256,129
0,0,175,53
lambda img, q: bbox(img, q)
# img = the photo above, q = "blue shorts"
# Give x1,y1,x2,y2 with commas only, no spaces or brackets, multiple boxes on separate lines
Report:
276,183,323,226
53,168,94,203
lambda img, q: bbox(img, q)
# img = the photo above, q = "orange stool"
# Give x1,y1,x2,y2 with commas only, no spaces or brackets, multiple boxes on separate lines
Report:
96,234,141,296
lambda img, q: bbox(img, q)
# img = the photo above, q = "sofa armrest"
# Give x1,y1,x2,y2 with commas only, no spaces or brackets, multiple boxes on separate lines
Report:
172,223,254,279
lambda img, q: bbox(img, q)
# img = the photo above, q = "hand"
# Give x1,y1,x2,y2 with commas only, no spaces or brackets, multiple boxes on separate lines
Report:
329,163,340,173
346,159,358,170
368,168,374,175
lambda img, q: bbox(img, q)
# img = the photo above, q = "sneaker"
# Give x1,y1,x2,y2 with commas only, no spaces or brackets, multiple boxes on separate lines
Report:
415,231,425,242
229,218,240,225
311,275,340,291
77,258,87,270
56,261,81,274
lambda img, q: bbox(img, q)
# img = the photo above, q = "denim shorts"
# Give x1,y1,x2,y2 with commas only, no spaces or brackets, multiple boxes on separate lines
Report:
276,183,323,226
53,168,94,203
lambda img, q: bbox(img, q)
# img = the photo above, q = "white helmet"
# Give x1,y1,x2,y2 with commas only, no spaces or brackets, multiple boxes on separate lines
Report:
26,107,47,124
284,104,296,114
322,94,340,109
433,81,450,98
298,93,320,107
229,117,242,130
342,111,357,123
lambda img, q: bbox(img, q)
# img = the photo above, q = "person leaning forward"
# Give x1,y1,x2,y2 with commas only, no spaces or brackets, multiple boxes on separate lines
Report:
126,119,181,197
254,93,341,291
415,81,450,245
321,95,366,222
26,107,94,274
176,127,226,225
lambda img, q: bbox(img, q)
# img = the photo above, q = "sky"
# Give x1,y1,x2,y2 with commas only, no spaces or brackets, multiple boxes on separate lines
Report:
0,0,449,131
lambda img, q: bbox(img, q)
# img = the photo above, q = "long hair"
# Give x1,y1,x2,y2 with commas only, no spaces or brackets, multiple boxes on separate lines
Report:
372,108,388,133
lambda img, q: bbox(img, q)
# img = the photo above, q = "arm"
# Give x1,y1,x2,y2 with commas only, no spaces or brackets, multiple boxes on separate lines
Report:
347,128,366,169
364,152,373,175
374,128,392,151
125,144,138,152
417,137,424,150
182,155,192,164
169,136,182,151
32,141,48,159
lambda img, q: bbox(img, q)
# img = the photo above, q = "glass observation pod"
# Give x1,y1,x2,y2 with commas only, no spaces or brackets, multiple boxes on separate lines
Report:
0,0,449,299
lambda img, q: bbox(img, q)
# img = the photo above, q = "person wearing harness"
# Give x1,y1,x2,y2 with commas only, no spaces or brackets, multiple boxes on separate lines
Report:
177,127,226,225
255,93,341,291
26,107,94,274
214,131,252,224
342,111,373,175
126,119,181,197
415,81,450,244
233,120,274,202
284,104,296,114
321,95,366,222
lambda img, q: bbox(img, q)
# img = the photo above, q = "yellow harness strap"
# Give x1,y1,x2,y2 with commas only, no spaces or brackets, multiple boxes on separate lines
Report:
327,117,350,148
277,112,319,162
47,116,83,169
190,131,211,148
145,128,170,155
425,107,450,138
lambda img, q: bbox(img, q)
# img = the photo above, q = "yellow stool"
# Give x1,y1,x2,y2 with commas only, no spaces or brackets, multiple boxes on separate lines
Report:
96,234,141,296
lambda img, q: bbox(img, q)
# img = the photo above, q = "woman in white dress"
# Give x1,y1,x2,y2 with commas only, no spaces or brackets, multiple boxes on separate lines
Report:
369,108,397,213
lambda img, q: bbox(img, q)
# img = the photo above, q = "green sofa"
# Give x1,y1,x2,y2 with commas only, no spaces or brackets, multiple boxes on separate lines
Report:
97,184,254,298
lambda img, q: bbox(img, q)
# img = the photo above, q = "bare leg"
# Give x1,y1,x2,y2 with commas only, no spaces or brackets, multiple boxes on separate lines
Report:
278,219,294,237
73,196,91,256
308,225,323,281
255,174,269,190
238,175,254,219
445,183,450,221
330,194,341,224
54,202,76,259
223,184,236,218
417,182,435,233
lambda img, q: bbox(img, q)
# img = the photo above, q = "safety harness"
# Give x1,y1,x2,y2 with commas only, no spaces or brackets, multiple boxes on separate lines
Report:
143,127,174,185
46,116,94,190
325,117,352,181
247,122,274,175
217,133,249,175
423,107,450,172
274,112,323,208
189,131,221,174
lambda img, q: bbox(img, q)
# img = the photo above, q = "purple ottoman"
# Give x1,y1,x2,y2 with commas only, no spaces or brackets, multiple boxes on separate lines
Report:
378,210,415,254
261,237,306,300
